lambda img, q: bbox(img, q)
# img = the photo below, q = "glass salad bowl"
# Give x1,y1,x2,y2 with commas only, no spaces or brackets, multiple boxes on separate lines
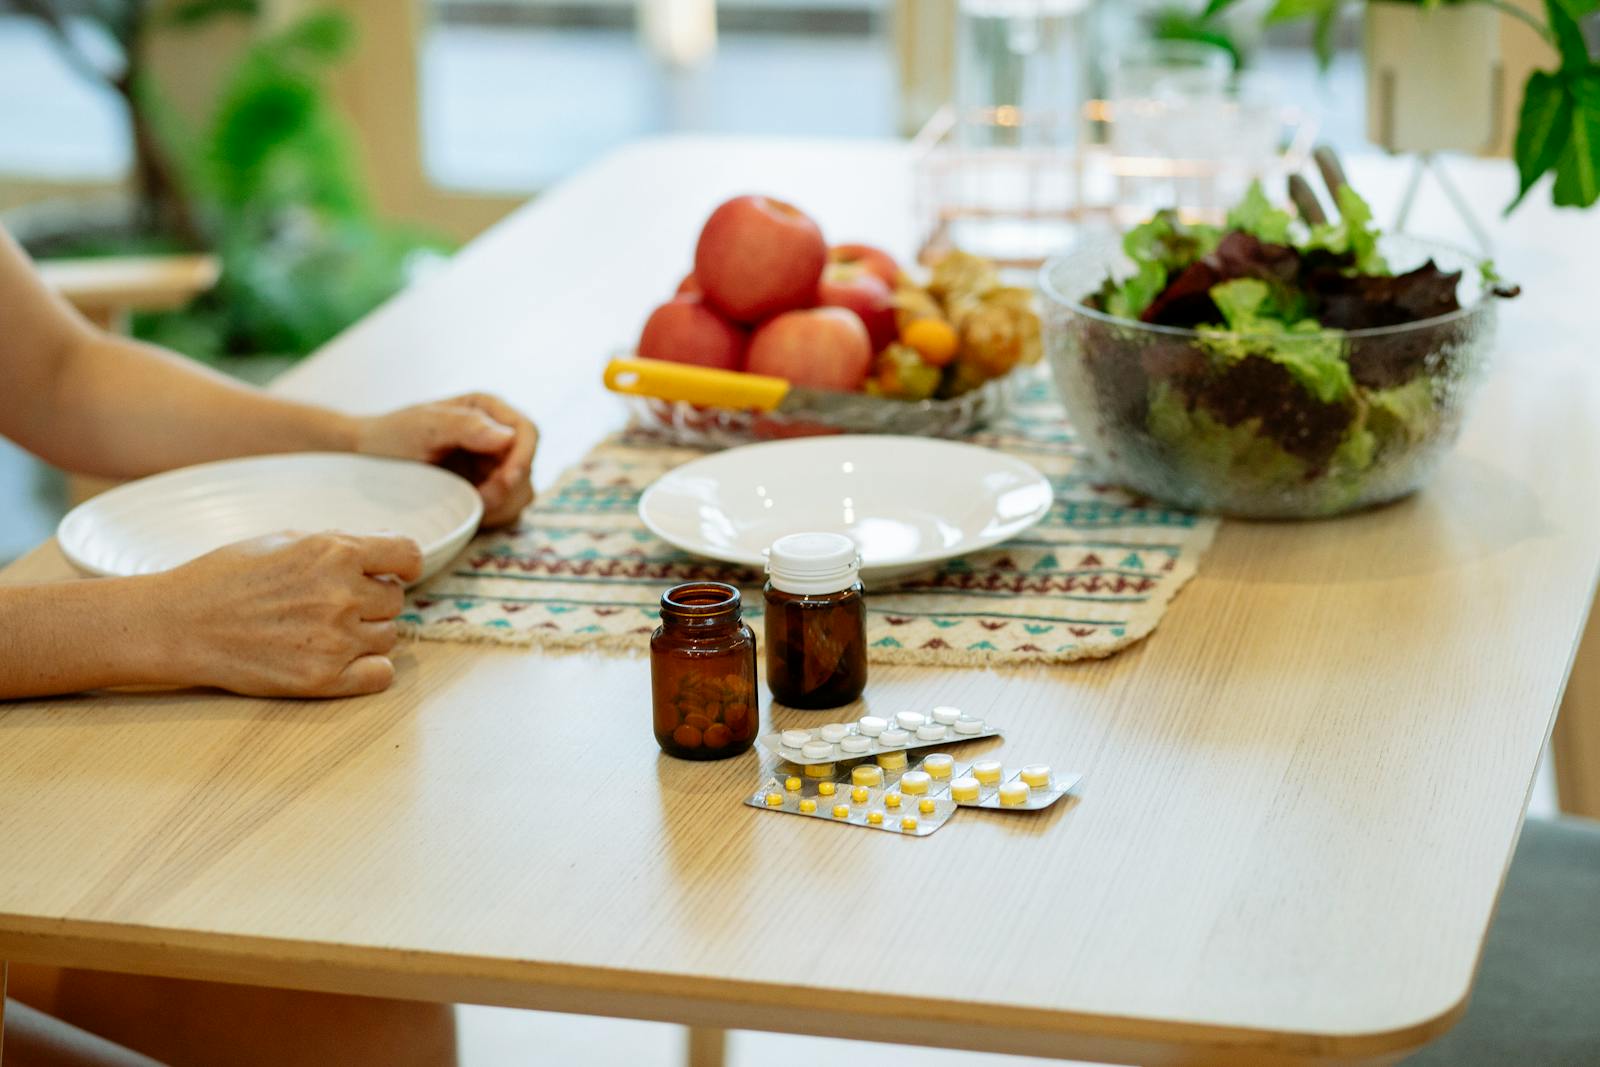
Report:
1039,234,1498,518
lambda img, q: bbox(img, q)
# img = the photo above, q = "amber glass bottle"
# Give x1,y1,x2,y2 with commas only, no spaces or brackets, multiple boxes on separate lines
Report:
763,532,867,709
650,582,758,760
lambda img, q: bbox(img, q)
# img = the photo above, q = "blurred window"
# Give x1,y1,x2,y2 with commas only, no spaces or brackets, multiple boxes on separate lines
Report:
421,0,897,191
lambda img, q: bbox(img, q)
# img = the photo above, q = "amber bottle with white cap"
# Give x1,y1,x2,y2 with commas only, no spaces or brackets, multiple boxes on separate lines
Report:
764,532,867,709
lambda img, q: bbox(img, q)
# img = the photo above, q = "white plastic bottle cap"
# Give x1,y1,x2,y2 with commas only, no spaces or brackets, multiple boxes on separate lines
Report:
819,723,850,743
923,753,955,779
931,706,962,725
900,770,932,795
839,735,871,754
895,711,926,731
801,740,835,760
857,715,888,737
1020,764,1052,788
766,532,861,595
999,781,1030,807
781,729,813,749
953,718,984,735
878,728,910,747
950,776,981,802
915,723,947,741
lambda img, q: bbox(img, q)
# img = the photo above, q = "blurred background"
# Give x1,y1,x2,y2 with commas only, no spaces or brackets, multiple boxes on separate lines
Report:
0,0,1559,562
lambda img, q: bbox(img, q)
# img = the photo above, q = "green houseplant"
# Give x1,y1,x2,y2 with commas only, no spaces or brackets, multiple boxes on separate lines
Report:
1200,0,1600,210
11,0,445,364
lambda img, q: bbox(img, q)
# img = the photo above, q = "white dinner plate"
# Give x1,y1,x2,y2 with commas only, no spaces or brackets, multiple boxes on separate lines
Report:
58,453,483,586
638,436,1054,584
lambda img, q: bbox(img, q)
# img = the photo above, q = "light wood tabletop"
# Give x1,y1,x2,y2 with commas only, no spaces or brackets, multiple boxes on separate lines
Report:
2,139,1598,1067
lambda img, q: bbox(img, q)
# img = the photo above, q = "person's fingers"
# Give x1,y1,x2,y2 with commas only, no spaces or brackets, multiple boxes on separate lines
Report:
357,619,400,655
483,478,534,528
461,394,538,490
476,475,509,519
329,654,396,696
427,407,515,457
353,534,423,582
355,575,406,620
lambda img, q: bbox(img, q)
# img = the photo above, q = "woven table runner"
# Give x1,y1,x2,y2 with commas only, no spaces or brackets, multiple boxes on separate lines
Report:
400,380,1218,666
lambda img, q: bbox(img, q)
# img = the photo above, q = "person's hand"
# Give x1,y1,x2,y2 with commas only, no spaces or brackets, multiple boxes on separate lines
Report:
355,393,537,527
152,532,422,698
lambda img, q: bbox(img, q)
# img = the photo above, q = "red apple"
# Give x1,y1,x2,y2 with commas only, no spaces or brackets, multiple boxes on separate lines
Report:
817,262,897,352
828,243,900,288
637,295,746,371
675,272,701,297
694,195,828,322
747,307,872,392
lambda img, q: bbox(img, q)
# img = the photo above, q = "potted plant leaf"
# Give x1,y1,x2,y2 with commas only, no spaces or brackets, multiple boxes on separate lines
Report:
1201,0,1600,211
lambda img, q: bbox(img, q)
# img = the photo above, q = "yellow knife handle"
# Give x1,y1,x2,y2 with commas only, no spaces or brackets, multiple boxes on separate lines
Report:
603,357,790,411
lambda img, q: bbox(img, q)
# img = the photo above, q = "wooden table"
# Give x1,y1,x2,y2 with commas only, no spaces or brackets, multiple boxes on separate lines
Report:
3,139,1598,1067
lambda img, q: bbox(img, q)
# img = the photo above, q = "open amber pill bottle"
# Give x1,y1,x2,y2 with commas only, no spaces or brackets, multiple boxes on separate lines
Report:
764,532,867,709
650,581,758,759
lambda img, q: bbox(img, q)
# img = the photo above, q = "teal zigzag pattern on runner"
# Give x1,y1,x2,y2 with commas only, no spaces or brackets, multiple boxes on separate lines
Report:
401,374,1218,665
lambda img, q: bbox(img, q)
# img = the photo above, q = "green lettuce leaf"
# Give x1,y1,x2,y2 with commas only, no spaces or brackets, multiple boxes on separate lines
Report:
1366,376,1440,451
1147,382,1307,484
1225,181,1294,244
1200,278,1355,405
1304,186,1388,274
1106,259,1169,320
1122,209,1222,272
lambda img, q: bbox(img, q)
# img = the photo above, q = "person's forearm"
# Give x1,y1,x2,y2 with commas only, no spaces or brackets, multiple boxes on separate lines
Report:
19,330,359,479
0,578,181,699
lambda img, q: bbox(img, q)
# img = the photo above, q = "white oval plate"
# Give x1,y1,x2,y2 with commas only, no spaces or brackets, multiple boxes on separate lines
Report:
638,436,1053,584
58,453,483,586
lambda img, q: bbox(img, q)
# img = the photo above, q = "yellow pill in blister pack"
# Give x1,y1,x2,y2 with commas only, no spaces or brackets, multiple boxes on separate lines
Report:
851,786,870,805
785,776,802,792
1020,764,1052,788
799,798,817,814
764,792,784,807
832,804,850,819
901,816,919,831
818,781,836,797
900,770,931,795
973,759,1003,785
950,776,981,802
867,811,884,826
877,750,908,771
999,781,1030,807
919,797,937,815
805,762,837,779
922,753,954,780
884,793,901,809
851,765,884,787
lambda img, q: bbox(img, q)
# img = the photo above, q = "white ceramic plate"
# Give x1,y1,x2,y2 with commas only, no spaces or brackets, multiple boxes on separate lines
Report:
638,435,1053,583
58,453,483,586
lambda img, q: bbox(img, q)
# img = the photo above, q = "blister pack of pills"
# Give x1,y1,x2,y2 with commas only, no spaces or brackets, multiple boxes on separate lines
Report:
760,706,1000,766
745,750,1082,836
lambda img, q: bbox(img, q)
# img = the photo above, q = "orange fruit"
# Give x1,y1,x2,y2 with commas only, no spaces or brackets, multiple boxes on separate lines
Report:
902,318,959,367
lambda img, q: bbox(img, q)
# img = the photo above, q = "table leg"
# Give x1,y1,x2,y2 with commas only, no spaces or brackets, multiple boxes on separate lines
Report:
1553,594,1600,817
685,1025,727,1067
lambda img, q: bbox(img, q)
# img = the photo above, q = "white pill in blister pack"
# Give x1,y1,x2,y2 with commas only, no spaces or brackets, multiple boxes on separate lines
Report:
931,706,962,725
759,710,1002,765
923,753,954,779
